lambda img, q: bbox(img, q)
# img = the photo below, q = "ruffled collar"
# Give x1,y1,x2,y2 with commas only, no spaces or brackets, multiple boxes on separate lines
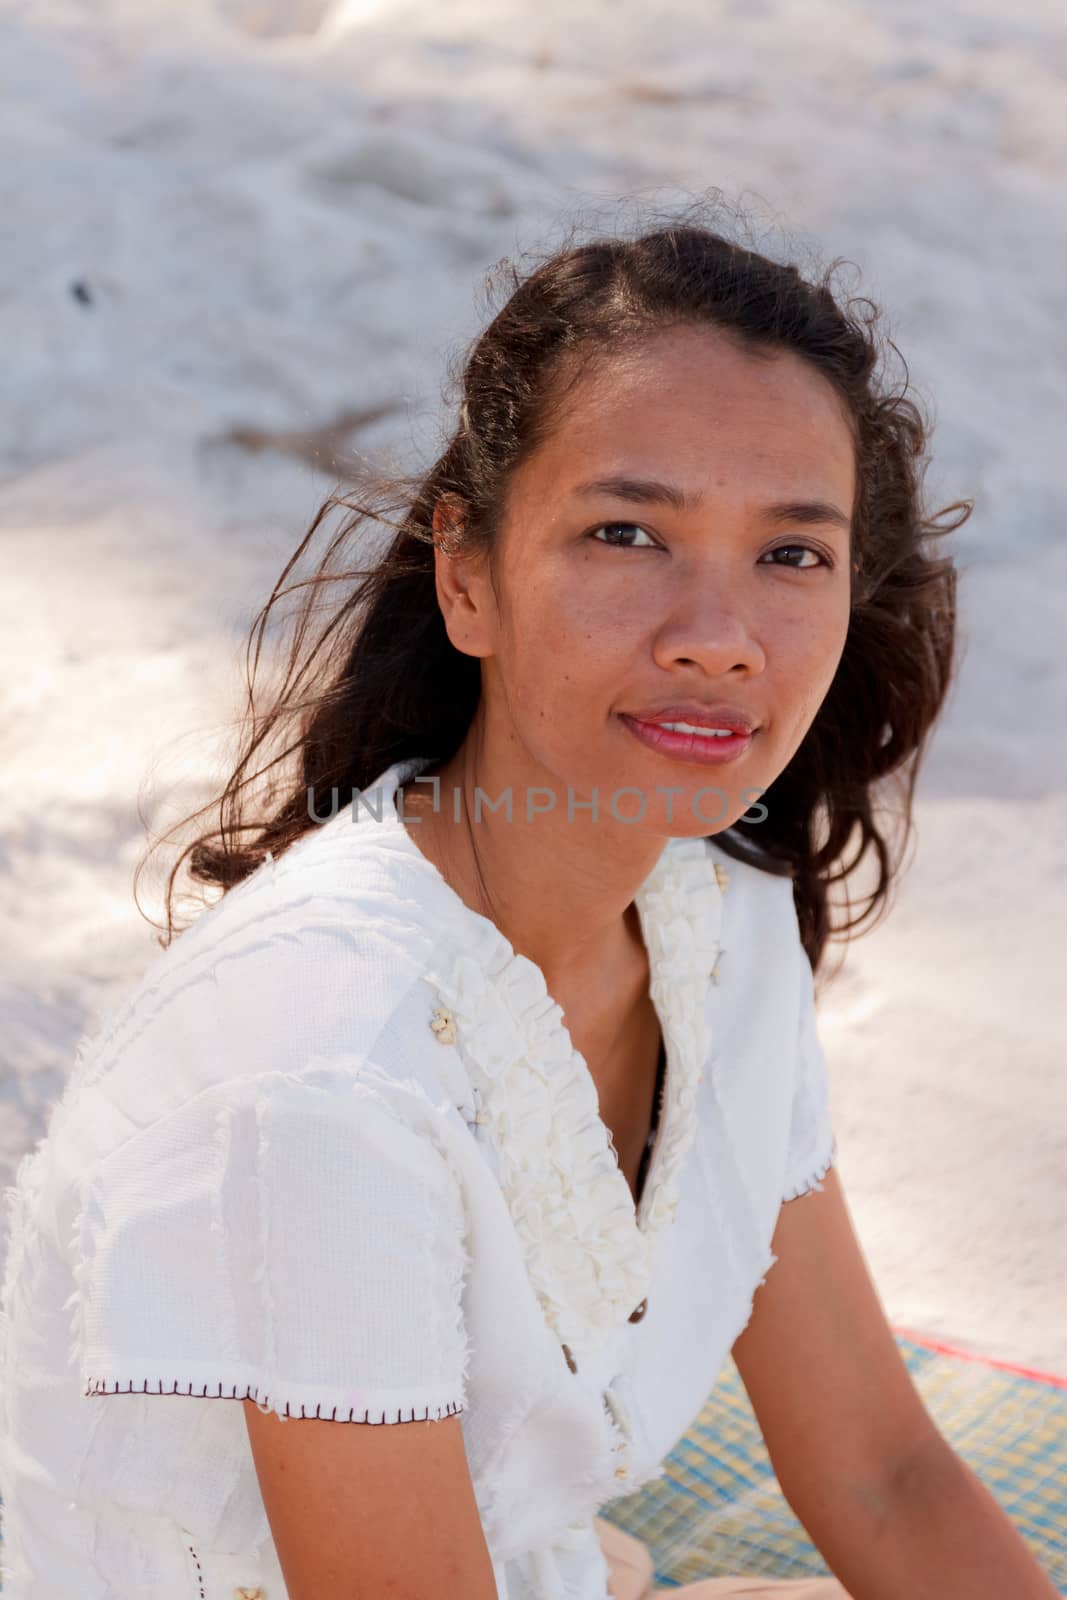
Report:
368,755,725,1367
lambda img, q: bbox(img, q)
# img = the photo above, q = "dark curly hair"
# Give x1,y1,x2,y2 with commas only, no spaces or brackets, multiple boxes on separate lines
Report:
137,198,970,985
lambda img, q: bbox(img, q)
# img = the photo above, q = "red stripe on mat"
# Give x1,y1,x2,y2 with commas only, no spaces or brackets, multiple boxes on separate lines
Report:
891,1324,1067,1390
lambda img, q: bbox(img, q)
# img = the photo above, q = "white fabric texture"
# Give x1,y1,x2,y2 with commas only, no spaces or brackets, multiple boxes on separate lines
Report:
0,753,837,1599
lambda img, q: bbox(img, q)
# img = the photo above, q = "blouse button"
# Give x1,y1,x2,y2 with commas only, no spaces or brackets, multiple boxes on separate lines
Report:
614,1465,629,1479
429,1006,457,1044
628,1297,648,1323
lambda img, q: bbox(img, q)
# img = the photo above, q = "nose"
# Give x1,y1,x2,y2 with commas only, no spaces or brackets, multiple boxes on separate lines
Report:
651,587,766,676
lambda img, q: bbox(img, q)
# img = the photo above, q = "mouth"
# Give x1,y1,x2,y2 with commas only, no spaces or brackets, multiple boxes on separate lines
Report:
619,713,756,765
621,704,759,736
638,720,736,739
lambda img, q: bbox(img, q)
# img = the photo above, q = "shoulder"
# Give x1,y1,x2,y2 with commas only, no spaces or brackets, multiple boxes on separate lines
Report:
48,816,471,1171
706,831,796,904
705,836,800,970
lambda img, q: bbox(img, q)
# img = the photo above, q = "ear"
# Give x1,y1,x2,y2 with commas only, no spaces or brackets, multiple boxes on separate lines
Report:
431,495,494,659
431,493,466,558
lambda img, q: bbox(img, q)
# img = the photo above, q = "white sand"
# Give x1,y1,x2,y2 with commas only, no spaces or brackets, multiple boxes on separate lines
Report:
2,0,1064,1374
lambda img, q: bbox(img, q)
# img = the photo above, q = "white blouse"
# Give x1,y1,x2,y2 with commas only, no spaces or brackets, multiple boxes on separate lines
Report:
0,753,837,1600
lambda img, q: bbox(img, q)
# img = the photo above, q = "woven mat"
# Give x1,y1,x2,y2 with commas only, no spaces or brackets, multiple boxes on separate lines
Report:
598,1331,1067,1593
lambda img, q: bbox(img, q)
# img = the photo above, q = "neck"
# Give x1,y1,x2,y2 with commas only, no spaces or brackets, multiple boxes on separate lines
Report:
395,739,667,1001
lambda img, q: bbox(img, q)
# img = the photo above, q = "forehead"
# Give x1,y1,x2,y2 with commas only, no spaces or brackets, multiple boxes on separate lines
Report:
515,324,857,505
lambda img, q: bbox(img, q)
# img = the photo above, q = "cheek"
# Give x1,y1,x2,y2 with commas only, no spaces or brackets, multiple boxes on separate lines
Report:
514,569,634,665
778,606,849,719
501,584,634,730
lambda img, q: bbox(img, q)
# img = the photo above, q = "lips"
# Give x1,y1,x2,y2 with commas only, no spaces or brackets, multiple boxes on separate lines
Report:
623,704,758,735
620,713,754,767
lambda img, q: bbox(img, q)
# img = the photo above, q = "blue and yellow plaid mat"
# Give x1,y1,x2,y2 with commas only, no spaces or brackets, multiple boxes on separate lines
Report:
599,1332,1067,1592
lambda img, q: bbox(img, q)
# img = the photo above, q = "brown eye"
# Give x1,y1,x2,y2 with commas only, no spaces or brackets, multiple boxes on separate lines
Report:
762,543,829,569
588,522,658,550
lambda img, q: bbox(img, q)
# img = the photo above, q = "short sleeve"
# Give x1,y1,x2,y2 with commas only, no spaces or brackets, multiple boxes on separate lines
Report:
72,1059,471,1424
781,929,838,1203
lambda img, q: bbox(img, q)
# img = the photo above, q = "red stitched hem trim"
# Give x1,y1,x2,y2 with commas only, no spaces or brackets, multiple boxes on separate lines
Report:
82,1376,463,1423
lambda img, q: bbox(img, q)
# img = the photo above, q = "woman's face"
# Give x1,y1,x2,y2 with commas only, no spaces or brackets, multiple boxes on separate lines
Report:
443,323,856,839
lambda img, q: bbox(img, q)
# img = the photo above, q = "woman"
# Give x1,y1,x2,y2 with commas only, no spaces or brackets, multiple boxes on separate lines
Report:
0,213,1058,1600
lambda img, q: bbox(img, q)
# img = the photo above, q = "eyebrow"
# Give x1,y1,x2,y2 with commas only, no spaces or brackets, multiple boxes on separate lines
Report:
572,475,852,532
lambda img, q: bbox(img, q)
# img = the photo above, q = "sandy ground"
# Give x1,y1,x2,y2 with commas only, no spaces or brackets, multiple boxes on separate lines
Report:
2,0,1065,1374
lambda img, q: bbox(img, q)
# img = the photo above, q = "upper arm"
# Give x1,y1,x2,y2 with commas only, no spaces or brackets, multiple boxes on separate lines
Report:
732,880,937,1522
75,1057,482,1583
243,1404,498,1599
77,1062,470,1405
731,1165,939,1532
